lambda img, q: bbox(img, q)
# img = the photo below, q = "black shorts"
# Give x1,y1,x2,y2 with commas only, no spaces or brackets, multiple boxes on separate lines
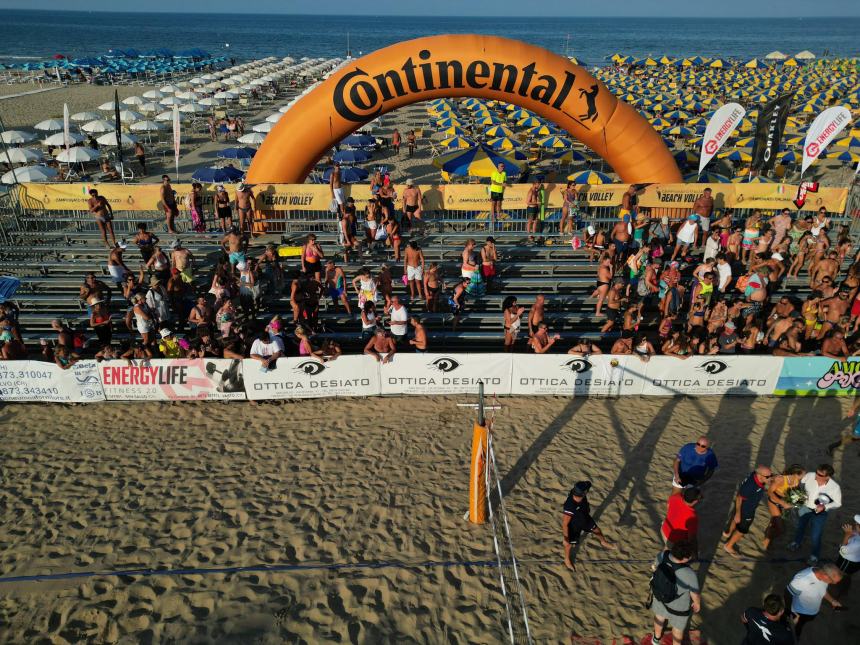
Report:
736,515,755,534
567,517,597,544
217,206,232,218
837,555,860,575
490,192,504,202
527,206,539,218
405,204,418,214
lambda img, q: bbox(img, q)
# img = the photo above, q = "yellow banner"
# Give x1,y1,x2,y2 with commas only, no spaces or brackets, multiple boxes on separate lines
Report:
17,182,849,214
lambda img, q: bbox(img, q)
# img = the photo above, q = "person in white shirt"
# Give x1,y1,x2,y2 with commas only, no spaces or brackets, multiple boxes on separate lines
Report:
703,229,720,262
249,332,284,372
834,514,860,598
715,253,732,294
388,296,409,343
670,214,700,261
788,464,842,563
784,564,843,638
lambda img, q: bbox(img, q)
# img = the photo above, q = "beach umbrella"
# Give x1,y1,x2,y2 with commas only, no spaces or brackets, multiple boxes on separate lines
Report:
238,132,266,145
508,108,532,120
43,131,84,146
709,59,727,68
744,58,760,68
432,144,524,178
0,130,37,144
435,117,463,128
322,166,368,183
265,112,283,123
487,136,519,151
198,97,224,107
97,101,119,111
516,117,543,127
684,171,730,183
1,165,58,184
96,132,137,146
567,170,613,184
331,148,370,164
779,150,801,164
526,124,560,136
664,110,690,120
214,91,238,100
121,96,146,106
536,135,573,148
56,147,100,163
191,165,244,183
673,150,698,167
550,148,588,163
175,91,200,100
178,103,206,114
69,111,100,122
439,126,466,137
782,58,799,67
142,90,165,99
795,50,816,61
441,136,475,150
834,136,860,148
137,102,160,114
569,56,583,65
339,133,376,148
33,118,64,132
159,96,184,106
81,119,115,134
734,136,756,147
155,110,185,122
825,151,859,163
129,120,164,132
5,147,44,164
667,125,694,136
732,175,775,183
719,149,752,162
475,115,501,126
765,51,787,61
649,118,672,130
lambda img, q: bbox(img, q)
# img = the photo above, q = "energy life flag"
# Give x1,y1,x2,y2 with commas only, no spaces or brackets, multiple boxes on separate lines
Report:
172,105,181,179
801,106,852,175
62,102,70,157
698,102,745,174
751,92,795,174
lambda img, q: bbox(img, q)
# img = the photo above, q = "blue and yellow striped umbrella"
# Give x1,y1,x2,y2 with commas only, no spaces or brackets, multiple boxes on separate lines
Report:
826,150,860,163
834,136,860,148
441,126,467,136
719,149,752,162
517,116,543,127
441,136,475,150
487,136,519,151
684,171,731,183
536,135,573,149
779,150,801,164
436,117,463,128
567,170,613,184
432,144,524,178
508,108,532,120
475,115,501,126
485,125,515,138
667,125,694,136
732,175,775,183
550,148,588,163
526,124,559,136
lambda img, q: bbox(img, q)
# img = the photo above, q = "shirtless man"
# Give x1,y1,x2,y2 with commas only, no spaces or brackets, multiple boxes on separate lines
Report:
528,294,546,336
170,240,194,284
235,183,256,235
592,251,614,316
610,216,632,265
821,330,849,359
221,226,246,272
821,290,851,332
568,339,602,355
619,184,638,219
811,250,840,289
528,322,560,354
160,175,179,234
329,161,344,217
601,282,626,333
401,178,422,229
364,328,396,363
409,316,427,352
88,189,116,248
526,178,542,243
770,208,792,249
691,187,714,245
481,237,498,289
404,241,426,301
324,259,351,314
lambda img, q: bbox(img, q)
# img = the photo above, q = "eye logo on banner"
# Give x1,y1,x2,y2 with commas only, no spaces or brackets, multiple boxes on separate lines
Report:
295,360,326,376
562,358,592,373
801,106,852,175
698,360,728,375
430,357,461,373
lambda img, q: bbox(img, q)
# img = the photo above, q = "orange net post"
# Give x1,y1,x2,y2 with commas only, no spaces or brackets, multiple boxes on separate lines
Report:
468,422,489,524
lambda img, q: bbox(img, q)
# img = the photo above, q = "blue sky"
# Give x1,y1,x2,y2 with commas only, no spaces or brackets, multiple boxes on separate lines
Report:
2,0,859,16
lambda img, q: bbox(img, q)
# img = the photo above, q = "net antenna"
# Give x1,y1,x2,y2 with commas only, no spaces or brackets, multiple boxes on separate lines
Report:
459,382,532,644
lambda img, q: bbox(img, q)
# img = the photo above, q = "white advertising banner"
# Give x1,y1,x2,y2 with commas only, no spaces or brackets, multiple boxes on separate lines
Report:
699,102,746,174
243,355,379,400
801,106,852,175
0,360,104,403
100,358,245,401
379,353,512,396
510,354,643,396
638,356,784,396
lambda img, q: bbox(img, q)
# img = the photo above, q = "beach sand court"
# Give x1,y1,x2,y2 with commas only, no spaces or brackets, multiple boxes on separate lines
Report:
0,395,857,643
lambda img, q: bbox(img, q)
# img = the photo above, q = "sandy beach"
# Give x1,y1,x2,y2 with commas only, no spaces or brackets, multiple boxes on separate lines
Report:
0,394,856,643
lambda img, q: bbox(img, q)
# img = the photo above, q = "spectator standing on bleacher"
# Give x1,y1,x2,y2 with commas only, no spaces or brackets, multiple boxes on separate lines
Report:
170,240,195,285
489,162,507,222
236,183,256,236
133,223,158,264
107,244,131,288
134,142,147,176
160,175,179,234
88,189,117,249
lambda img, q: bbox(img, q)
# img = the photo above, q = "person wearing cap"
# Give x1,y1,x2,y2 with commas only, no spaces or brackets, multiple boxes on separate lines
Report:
717,321,739,354
250,328,284,372
562,480,614,570
235,183,256,235
401,178,422,229
145,275,171,326
215,185,233,232
722,465,773,558
489,162,507,221
157,327,186,358
221,226,246,272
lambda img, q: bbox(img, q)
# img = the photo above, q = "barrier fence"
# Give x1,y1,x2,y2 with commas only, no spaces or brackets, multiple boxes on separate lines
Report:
2,355,857,403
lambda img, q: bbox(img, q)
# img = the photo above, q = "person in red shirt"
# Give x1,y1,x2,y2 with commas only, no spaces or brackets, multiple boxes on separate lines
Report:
662,487,702,549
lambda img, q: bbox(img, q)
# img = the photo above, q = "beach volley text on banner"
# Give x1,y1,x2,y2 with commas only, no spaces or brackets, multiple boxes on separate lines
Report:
100,358,245,401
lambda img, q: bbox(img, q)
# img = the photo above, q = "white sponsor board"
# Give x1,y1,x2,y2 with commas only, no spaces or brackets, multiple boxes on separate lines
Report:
0,359,104,402
699,102,745,174
379,353,512,395
101,358,245,401
638,356,784,396
243,355,379,400
801,106,852,175
510,354,643,396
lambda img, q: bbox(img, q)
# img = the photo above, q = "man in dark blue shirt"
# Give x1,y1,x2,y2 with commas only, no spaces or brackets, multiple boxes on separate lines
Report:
562,480,615,570
673,436,719,489
724,465,773,557
741,593,796,644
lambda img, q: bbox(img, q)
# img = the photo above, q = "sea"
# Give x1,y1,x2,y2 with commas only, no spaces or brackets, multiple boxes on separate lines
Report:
0,11,858,66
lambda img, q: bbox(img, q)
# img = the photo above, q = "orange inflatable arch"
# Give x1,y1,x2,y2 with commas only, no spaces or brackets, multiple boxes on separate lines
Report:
246,35,681,184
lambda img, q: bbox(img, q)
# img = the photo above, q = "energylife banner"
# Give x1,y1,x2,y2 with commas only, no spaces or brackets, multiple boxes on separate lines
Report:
639,356,783,396
100,358,245,401
242,355,380,400
379,353,512,395
698,102,746,174
0,360,104,402
801,106,852,175
18,182,849,214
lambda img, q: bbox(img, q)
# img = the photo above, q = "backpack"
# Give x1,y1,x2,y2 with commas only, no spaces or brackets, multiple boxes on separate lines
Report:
649,552,690,614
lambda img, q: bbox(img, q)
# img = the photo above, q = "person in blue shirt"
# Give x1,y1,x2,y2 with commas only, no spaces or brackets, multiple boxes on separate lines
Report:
672,436,719,490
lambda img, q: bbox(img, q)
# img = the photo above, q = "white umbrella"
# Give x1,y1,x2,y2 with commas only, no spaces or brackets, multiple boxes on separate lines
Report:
142,89,165,100
56,147,100,163
198,97,224,106
155,110,186,122
764,51,787,60
44,131,85,146
238,132,266,144
96,132,138,146
98,101,119,111
0,130,37,144
2,165,58,184
179,102,206,114
121,96,145,105
265,113,283,123
251,121,273,133
159,84,181,93
176,90,200,100
795,50,816,60
81,119,115,134
138,102,160,114
33,118,64,131
70,111,100,122
129,120,164,132
5,147,44,163
118,109,143,122
159,96,184,106
214,90,238,100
